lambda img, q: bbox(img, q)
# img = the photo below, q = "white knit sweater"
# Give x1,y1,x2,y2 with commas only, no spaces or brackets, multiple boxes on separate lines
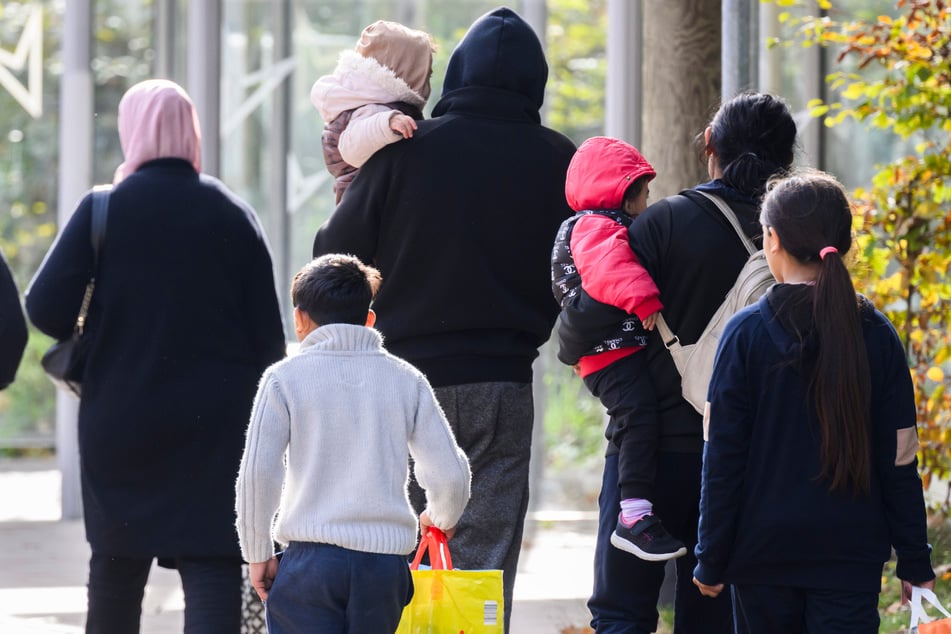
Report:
235,324,470,564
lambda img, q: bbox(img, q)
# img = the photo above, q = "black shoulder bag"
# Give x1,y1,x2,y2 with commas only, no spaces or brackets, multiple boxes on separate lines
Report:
41,187,110,397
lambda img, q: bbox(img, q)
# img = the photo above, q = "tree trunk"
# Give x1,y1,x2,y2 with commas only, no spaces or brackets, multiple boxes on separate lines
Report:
642,0,721,199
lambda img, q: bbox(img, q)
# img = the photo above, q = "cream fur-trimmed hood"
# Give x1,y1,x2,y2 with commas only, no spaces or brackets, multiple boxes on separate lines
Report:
311,50,427,123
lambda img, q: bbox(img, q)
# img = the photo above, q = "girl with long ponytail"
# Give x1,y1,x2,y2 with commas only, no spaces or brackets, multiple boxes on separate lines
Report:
693,170,935,632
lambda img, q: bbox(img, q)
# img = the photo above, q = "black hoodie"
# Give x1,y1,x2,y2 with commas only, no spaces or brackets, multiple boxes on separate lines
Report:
314,7,577,387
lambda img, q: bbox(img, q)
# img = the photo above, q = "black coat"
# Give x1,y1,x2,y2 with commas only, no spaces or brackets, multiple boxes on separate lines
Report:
631,185,762,451
0,252,27,389
26,158,286,558
313,8,576,387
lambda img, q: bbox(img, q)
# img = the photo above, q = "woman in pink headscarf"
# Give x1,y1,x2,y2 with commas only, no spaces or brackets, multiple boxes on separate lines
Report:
27,79,286,633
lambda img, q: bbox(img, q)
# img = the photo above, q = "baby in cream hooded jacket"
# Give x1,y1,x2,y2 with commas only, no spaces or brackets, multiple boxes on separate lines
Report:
311,20,435,203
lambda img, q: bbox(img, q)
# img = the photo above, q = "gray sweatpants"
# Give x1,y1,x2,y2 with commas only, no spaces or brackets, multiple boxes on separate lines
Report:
408,381,533,634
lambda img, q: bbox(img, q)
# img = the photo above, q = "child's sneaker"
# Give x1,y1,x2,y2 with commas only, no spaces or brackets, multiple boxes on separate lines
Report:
610,513,687,561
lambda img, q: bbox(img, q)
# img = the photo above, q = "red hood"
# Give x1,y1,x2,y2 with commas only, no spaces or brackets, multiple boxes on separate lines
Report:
565,136,656,211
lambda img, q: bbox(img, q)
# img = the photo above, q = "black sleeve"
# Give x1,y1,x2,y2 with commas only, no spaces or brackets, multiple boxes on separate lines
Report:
627,197,675,284
556,288,627,365
312,154,388,264
0,253,27,389
25,193,96,341
871,315,934,583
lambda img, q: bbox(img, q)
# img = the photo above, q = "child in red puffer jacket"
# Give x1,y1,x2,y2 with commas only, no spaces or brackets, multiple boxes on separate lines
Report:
551,136,685,562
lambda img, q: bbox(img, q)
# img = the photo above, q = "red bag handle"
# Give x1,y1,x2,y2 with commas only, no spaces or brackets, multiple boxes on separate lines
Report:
409,527,453,570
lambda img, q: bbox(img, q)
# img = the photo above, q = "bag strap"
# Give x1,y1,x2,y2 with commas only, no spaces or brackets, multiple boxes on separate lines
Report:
696,190,756,256
409,528,453,571
911,586,951,628
655,191,754,349
90,185,110,267
74,187,111,336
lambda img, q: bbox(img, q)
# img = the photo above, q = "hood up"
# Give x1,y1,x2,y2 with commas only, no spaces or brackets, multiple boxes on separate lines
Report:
437,7,547,111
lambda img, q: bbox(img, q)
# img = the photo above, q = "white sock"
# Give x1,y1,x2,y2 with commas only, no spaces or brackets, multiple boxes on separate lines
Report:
620,498,652,526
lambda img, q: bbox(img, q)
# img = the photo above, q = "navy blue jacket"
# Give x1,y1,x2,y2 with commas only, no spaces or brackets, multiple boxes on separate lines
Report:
694,286,934,591
0,252,27,389
26,159,286,558
313,7,576,387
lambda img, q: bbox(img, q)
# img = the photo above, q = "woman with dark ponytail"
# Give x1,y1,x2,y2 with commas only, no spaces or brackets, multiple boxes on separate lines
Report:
693,170,935,632
580,92,798,633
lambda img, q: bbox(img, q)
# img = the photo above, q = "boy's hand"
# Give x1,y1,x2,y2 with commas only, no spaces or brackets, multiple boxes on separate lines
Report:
420,510,456,540
692,576,724,598
642,311,659,331
250,557,279,602
390,113,417,138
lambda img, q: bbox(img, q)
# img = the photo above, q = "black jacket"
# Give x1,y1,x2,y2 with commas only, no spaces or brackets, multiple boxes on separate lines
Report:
564,183,762,452
552,209,650,364
26,159,286,558
0,253,27,389
313,7,576,387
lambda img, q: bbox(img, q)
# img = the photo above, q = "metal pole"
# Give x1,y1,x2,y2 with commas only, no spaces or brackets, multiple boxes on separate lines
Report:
270,0,292,321
801,0,826,168
153,0,176,79
606,0,642,146
519,0,548,43
188,0,221,176
759,0,782,94
722,0,758,99
58,0,94,520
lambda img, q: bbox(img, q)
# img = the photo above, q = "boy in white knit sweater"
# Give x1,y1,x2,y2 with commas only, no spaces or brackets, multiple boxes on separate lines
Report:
235,253,471,633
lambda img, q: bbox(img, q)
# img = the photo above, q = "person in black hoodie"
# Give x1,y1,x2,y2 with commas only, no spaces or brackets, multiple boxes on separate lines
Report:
0,252,27,389
566,92,797,633
694,170,934,632
313,7,576,630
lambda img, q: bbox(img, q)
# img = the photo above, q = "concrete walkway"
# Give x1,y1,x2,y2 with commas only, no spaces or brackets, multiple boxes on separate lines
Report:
0,458,597,633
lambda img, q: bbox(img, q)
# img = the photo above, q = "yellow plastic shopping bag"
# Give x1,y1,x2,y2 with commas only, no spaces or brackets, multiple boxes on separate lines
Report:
396,527,504,634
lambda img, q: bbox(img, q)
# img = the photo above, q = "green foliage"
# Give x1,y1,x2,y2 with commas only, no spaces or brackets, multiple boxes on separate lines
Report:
765,0,951,512
545,0,607,144
538,0,609,469
0,327,56,444
542,350,606,472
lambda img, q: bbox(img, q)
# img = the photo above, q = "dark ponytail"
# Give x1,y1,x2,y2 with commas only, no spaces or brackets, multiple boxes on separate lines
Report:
761,170,872,495
707,92,797,200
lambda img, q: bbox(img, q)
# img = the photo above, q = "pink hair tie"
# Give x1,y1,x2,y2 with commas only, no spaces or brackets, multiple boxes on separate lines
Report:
819,246,839,260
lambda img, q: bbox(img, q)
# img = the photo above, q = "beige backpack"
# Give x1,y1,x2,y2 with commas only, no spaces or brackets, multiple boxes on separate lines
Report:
655,191,774,415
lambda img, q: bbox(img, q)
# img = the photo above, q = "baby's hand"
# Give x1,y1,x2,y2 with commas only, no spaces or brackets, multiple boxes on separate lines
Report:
642,311,659,331
390,113,417,139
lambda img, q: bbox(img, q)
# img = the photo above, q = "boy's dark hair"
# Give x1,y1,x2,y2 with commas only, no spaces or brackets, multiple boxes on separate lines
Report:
622,175,650,205
291,254,382,326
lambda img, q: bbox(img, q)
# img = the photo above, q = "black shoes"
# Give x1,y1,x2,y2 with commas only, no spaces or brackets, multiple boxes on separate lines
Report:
610,513,687,561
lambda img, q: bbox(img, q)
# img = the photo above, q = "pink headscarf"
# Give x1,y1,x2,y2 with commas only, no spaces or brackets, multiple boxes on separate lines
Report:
114,79,202,184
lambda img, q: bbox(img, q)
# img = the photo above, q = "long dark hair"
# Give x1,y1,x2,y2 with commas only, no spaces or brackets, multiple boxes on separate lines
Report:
705,92,798,199
760,170,872,495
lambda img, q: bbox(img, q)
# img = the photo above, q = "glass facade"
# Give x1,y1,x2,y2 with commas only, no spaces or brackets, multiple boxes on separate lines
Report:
0,0,912,454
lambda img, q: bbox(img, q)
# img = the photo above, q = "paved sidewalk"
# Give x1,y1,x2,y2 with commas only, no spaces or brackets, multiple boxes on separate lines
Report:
0,458,597,633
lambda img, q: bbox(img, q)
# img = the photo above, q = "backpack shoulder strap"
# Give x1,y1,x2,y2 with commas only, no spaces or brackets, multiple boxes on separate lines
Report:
655,312,680,351
695,190,756,256
655,191,758,350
